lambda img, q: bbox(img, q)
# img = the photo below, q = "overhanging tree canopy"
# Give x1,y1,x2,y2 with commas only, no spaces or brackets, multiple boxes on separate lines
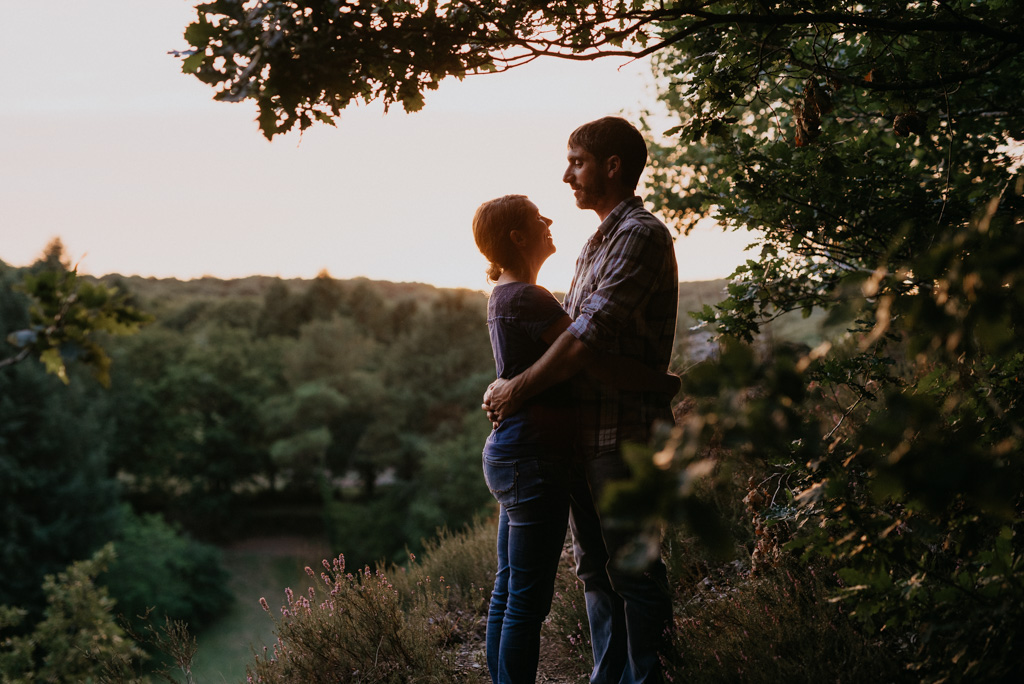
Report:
179,1,1023,140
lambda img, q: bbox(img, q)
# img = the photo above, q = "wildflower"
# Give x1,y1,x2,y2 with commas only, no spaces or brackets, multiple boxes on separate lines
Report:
260,597,270,612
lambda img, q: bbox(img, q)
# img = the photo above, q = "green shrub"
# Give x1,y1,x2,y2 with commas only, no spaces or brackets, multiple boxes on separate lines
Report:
0,544,147,683
322,486,412,566
102,505,231,631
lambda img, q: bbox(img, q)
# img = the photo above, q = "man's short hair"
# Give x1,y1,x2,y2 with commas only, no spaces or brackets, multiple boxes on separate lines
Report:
568,116,648,190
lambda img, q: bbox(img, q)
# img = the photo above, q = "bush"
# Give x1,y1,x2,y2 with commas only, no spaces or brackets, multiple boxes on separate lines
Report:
0,545,147,682
247,516,503,683
247,557,460,683
322,486,412,566
666,562,901,683
102,506,231,631
388,516,497,615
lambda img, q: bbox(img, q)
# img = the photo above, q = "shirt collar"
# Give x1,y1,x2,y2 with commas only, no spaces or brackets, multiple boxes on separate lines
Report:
596,196,643,239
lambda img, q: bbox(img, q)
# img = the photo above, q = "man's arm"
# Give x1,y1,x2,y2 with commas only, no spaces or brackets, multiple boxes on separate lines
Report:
483,330,594,424
587,355,681,396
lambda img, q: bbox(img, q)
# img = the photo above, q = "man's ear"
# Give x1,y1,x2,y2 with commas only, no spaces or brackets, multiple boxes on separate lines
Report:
605,154,622,180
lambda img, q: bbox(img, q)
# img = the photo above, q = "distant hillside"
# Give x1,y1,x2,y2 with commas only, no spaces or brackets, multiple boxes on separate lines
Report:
97,274,461,306
91,273,834,365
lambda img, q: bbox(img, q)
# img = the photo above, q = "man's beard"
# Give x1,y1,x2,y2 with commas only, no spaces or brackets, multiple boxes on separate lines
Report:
574,177,608,211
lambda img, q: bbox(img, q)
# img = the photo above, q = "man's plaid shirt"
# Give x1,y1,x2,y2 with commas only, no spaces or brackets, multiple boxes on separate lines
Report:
563,197,679,454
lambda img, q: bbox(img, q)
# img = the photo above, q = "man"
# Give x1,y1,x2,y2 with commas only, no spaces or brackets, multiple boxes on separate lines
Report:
483,116,678,684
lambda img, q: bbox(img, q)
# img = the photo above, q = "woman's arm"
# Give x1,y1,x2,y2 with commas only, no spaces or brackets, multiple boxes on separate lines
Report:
539,314,572,345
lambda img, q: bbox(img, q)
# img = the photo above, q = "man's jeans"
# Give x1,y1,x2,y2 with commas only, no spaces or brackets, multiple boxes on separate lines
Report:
484,452,570,684
568,451,673,684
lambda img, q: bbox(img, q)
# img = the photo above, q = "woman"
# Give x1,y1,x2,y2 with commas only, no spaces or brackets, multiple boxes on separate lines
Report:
472,194,678,684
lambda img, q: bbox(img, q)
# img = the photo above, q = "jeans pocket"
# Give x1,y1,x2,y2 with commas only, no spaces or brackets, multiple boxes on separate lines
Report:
482,457,518,507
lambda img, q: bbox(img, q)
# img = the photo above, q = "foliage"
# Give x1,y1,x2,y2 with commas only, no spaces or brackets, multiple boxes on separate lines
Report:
322,487,413,565
0,545,148,683
123,617,200,684
646,2,1024,340
641,329,1022,680
2,239,151,386
178,1,1024,142
546,563,592,674
179,0,617,138
631,4,1024,680
665,562,901,684
92,271,502,564
247,557,460,682
102,506,231,632
246,517,501,683
106,323,289,536
0,350,121,617
387,516,497,614
399,413,495,551
1,249,233,649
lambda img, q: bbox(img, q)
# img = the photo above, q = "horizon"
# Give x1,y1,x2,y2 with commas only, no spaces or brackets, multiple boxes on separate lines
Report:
6,255,732,296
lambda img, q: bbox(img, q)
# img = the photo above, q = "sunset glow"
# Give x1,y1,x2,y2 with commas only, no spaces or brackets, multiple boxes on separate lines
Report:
1,0,753,292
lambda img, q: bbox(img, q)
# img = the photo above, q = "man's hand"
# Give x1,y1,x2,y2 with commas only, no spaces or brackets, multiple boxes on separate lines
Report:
482,377,520,427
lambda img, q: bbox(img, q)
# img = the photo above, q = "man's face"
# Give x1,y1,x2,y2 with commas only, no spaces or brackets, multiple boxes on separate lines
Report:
563,145,610,212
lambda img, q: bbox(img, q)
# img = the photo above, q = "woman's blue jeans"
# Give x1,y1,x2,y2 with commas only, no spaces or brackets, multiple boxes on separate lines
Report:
483,450,570,684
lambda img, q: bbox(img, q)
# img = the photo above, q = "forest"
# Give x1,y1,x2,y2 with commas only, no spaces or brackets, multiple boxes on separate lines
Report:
1,245,764,680
4,0,1024,682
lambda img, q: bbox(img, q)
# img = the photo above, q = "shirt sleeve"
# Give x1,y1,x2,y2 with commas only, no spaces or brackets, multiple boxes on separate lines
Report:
566,220,673,352
519,285,569,342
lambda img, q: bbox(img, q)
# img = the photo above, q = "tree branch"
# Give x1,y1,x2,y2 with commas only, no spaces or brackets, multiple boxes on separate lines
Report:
0,346,33,371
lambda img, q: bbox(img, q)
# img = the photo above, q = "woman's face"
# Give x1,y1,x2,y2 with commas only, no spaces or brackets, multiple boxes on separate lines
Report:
518,201,556,267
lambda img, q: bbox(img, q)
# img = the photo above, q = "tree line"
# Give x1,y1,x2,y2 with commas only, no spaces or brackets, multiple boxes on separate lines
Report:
0,241,742,643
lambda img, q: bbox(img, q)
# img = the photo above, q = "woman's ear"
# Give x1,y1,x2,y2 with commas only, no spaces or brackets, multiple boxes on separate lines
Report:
509,229,527,248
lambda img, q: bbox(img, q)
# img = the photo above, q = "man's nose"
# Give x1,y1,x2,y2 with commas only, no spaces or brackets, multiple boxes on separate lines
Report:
562,167,572,183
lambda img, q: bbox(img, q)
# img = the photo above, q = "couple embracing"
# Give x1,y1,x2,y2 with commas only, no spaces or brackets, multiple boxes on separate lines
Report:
473,117,680,684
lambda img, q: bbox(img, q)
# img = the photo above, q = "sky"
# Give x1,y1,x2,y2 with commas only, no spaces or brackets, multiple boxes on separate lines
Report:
0,0,754,293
